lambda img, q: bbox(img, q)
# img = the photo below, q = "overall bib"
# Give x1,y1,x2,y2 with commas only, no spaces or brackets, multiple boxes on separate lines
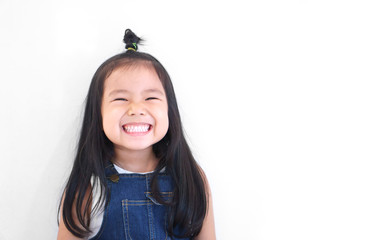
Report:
90,163,190,240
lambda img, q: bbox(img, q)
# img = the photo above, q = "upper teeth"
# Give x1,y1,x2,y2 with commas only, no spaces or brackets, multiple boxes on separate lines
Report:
124,124,150,133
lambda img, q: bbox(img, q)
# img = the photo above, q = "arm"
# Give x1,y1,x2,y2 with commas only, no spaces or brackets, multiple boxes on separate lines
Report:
57,186,92,240
195,172,216,240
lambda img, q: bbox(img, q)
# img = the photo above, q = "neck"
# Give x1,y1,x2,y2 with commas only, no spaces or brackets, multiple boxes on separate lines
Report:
113,146,159,173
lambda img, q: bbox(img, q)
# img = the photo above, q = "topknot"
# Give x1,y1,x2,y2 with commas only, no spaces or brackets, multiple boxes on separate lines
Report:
123,29,142,51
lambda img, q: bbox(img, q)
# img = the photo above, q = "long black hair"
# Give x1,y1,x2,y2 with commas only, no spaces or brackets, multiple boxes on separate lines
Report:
58,29,207,238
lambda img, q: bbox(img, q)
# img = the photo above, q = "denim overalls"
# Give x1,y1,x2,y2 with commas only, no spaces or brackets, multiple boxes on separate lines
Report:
90,163,190,240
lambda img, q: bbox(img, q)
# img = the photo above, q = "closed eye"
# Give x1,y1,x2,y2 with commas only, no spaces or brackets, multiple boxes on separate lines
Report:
146,97,159,101
114,98,128,101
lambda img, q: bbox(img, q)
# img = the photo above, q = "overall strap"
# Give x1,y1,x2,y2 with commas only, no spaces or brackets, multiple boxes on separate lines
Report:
104,161,120,183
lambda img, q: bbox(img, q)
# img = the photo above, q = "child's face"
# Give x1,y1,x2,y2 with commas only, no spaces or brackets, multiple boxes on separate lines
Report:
101,65,169,153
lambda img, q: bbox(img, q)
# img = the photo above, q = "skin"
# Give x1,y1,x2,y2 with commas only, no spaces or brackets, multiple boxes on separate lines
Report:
196,173,216,240
101,64,169,172
57,64,216,239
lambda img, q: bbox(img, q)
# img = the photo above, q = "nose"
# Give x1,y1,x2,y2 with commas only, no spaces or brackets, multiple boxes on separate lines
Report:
127,102,146,116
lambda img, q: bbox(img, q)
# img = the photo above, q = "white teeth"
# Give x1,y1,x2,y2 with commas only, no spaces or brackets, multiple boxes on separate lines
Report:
123,124,150,133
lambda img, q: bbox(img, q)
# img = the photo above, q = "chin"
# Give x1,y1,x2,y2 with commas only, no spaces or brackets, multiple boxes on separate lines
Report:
115,142,155,152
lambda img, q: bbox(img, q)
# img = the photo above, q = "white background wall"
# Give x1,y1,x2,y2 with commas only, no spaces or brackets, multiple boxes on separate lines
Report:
0,0,365,239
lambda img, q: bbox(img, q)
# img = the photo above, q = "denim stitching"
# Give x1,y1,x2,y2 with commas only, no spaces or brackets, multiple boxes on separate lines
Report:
145,192,173,195
126,202,132,240
100,172,179,239
122,200,133,240
127,200,152,206
144,175,154,240
147,200,154,239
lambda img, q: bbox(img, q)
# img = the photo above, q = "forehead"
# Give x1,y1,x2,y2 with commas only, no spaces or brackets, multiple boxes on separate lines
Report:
104,64,164,92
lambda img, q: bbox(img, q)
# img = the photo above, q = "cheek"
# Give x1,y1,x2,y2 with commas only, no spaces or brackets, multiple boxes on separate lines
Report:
156,106,169,131
102,107,124,133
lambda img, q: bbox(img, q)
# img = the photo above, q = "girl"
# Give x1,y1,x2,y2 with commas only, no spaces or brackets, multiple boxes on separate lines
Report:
57,29,215,239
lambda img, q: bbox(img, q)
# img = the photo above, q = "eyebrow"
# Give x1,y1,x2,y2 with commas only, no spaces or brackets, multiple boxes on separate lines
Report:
108,88,165,97
143,88,165,95
108,89,129,97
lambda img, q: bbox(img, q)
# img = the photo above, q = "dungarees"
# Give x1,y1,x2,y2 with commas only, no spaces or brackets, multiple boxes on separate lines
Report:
90,163,190,240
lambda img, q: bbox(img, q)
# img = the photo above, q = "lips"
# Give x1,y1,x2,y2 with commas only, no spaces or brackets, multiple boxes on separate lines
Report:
122,123,152,134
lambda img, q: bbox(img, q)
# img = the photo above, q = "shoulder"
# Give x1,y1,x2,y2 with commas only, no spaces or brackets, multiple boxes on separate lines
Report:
195,166,216,240
57,184,93,240
197,165,210,193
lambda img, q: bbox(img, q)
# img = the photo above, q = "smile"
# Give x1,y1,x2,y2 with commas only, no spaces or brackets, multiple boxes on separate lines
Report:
122,123,152,134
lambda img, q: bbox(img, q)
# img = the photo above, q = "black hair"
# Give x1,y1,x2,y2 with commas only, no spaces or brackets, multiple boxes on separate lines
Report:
58,29,207,238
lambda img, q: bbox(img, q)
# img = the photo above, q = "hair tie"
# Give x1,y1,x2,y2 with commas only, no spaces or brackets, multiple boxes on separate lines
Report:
127,43,137,52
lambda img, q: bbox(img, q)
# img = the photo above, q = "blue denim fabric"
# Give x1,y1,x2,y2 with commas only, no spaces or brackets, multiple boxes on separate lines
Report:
90,163,190,240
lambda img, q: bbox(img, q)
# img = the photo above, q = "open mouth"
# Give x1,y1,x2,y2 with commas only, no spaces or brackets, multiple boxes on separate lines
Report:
122,123,152,134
